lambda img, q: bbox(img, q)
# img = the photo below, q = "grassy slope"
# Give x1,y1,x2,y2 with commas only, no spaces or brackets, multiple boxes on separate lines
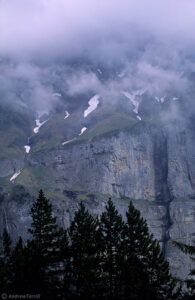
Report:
0,104,139,194
0,107,34,159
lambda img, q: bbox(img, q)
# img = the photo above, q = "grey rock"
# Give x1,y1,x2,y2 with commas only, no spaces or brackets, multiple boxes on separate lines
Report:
0,121,194,280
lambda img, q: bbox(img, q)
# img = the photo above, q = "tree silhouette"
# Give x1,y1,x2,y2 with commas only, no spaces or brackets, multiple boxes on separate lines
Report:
28,189,65,299
100,198,125,299
173,239,195,299
123,201,180,299
68,202,103,299
0,229,12,294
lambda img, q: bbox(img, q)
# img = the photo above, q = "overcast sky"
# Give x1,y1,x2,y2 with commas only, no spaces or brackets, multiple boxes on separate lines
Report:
0,0,195,113
1,0,195,62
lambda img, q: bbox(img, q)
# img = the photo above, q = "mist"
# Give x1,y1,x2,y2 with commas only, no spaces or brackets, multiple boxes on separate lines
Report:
1,0,195,114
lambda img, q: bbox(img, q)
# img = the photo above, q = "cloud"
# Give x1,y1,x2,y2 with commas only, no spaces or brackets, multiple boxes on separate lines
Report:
66,72,101,96
1,0,195,62
0,0,195,113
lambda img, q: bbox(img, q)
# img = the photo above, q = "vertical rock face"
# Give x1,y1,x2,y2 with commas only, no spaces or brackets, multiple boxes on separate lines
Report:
0,121,194,279
46,121,194,278
52,125,157,200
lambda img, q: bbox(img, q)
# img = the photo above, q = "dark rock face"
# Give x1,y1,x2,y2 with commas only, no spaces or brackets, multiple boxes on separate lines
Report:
0,121,195,279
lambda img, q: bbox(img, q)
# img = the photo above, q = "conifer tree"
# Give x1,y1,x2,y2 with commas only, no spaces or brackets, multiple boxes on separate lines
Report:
59,229,71,299
68,202,103,299
2,229,12,292
173,240,195,298
123,201,179,300
28,189,65,299
3,229,11,259
0,248,5,295
9,237,27,294
0,229,12,294
100,198,125,299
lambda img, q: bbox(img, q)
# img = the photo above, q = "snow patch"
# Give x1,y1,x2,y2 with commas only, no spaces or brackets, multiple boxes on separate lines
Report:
79,127,87,136
84,95,100,118
172,97,179,101
122,91,140,114
155,96,166,103
62,138,75,145
118,70,126,78
10,171,21,182
33,119,48,134
137,116,142,121
64,111,70,119
24,145,31,153
53,93,61,97
16,101,27,108
97,69,102,75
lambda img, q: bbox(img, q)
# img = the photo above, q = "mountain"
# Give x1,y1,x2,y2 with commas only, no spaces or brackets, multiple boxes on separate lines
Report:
0,63,195,280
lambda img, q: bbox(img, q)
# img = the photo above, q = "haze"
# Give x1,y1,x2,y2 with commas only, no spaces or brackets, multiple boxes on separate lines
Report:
0,0,195,113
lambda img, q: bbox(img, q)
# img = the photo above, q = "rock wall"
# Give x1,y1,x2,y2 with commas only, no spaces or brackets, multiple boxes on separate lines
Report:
0,121,194,279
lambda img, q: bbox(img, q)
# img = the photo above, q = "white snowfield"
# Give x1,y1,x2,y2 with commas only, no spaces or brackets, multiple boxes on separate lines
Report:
172,97,179,101
10,171,21,182
33,119,48,134
16,101,27,108
64,111,70,119
53,93,61,97
122,90,143,121
155,96,166,103
24,145,31,153
118,70,126,78
62,127,87,146
62,138,75,145
122,91,140,114
97,69,102,74
79,127,87,136
84,95,100,118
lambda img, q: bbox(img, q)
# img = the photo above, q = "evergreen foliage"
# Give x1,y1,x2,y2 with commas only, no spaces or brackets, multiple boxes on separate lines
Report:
9,237,27,294
173,239,195,298
0,191,185,299
123,201,179,299
100,198,125,299
27,189,65,299
0,229,12,294
68,202,103,299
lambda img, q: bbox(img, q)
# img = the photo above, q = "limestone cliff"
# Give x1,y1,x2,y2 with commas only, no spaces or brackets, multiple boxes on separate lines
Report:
0,119,194,279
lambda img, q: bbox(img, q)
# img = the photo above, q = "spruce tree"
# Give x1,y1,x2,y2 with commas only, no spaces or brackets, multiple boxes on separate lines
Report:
100,198,125,299
2,229,11,259
0,229,12,294
9,237,27,294
68,202,103,299
1,229,12,293
59,229,71,299
173,240,195,298
123,201,179,300
28,189,65,299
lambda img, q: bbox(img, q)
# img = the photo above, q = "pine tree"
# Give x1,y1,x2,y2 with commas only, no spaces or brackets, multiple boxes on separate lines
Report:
28,189,65,299
173,239,195,298
59,229,71,299
9,237,28,294
0,229,12,294
100,198,125,299
0,248,5,295
123,201,179,300
3,229,11,259
68,202,103,299
2,229,12,292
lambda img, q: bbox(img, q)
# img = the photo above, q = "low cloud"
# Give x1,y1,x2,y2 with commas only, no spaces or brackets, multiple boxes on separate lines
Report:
0,0,195,113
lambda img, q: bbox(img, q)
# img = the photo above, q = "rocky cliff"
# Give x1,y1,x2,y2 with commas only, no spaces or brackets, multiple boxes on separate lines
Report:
0,116,194,279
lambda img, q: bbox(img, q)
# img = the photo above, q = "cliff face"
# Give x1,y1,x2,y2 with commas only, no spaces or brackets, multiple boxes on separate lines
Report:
11,120,193,278
0,118,194,279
